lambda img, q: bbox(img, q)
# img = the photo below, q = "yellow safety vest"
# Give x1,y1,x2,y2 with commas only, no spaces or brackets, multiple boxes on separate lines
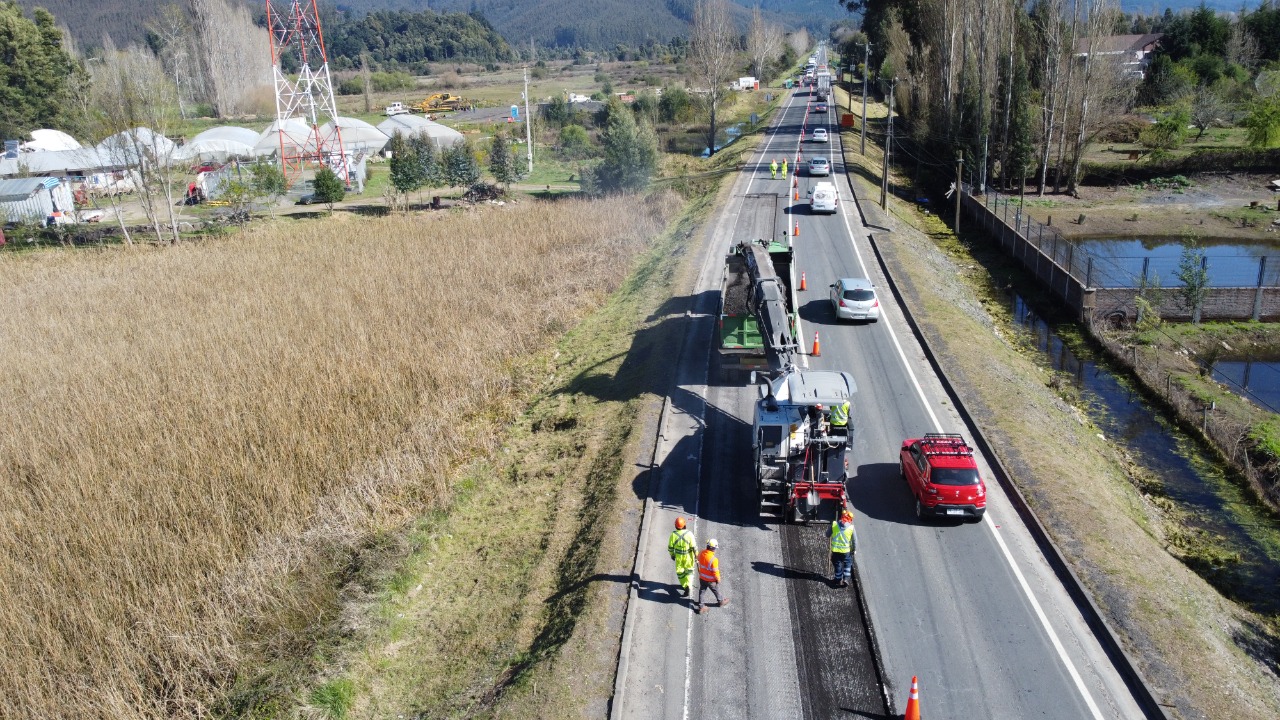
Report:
829,401,849,427
668,529,695,557
830,521,855,553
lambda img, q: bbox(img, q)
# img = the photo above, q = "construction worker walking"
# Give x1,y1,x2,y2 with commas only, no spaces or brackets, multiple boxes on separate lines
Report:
694,539,729,614
667,517,697,597
827,510,856,588
770,158,778,179
781,157,788,179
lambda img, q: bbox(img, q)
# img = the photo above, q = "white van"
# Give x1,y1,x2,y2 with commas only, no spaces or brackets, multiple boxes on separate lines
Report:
809,181,838,214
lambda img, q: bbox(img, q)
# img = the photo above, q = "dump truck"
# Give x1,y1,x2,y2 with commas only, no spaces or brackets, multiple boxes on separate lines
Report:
719,239,856,523
717,238,798,378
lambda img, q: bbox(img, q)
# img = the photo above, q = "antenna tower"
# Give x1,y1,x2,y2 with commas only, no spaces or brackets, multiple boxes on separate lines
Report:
265,0,346,184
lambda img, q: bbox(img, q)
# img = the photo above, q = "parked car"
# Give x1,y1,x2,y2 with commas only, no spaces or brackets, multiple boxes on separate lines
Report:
807,156,831,176
899,433,987,521
808,181,838,214
811,128,829,142
829,277,880,322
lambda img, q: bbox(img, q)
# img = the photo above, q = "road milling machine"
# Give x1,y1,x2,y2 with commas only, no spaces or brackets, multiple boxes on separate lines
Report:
722,239,857,523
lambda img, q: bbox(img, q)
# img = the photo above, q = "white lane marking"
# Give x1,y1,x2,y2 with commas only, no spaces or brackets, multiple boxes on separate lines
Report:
831,134,1106,719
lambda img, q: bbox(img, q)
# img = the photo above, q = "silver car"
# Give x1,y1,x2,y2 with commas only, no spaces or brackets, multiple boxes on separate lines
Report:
807,156,830,176
829,278,880,322
812,128,829,143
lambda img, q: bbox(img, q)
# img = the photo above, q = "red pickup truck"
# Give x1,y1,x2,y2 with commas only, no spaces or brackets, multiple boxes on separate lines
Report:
899,433,987,521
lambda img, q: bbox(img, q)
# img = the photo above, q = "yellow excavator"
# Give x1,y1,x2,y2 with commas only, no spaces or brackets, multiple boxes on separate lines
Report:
413,93,470,113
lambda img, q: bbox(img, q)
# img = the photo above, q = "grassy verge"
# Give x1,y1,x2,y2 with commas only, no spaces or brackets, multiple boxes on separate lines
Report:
835,85,1280,719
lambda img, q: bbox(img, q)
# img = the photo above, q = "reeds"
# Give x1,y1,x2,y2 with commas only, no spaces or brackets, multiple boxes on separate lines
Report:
0,193,680,719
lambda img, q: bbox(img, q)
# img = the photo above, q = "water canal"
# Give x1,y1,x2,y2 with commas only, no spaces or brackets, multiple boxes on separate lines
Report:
1010,294,1280,615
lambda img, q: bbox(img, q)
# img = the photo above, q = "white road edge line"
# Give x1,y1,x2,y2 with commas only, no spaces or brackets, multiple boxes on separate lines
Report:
831,130,1106,720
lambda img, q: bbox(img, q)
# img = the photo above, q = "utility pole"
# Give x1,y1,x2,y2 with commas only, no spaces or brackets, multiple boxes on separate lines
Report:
880,78,895,209
523,67,533,174
861,41,871,156
955,153,964,234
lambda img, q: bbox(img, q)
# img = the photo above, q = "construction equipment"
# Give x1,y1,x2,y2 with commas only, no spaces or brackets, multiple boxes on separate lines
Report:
721,239,856,523
414,93,470,113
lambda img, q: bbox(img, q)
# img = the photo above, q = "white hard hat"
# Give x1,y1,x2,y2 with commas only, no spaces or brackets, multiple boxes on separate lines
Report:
707,538,719,549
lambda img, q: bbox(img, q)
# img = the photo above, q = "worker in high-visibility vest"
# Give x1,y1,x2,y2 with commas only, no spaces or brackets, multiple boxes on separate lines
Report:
827,510,857,588
829,400,850,434
694,539,729,614
770,158,778,179
668,517,697,597
781,157,788,179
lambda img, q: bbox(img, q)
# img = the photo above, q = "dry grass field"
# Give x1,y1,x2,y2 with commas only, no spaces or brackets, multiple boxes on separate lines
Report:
0,194,681,719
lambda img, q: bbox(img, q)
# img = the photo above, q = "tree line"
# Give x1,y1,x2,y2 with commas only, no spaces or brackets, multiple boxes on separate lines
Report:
841,0,1280,196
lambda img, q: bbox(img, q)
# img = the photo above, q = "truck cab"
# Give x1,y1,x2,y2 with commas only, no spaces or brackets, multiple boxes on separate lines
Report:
385,102,409,116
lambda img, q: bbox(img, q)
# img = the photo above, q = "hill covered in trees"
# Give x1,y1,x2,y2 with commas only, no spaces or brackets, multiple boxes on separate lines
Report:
350,0,844,49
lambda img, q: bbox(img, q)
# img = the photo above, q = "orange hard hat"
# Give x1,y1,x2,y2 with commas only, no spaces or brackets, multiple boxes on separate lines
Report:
674,517,686,530
841,510,854,521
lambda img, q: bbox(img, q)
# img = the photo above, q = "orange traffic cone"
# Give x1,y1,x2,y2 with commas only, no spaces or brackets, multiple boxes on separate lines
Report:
799,272,807,291
794,190,799,201
811,330,821,356
793,221,799,237
793,176,798,188
904,676,920,720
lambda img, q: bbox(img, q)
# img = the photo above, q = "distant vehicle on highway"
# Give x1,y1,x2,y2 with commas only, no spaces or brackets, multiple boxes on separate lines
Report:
899,433,987,521
815,102,828,113
807,156,830,176
811,128,828,143
829,278,879,322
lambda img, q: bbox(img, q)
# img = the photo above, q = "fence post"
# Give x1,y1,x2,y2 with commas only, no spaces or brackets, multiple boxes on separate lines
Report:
1086,256,1094,288
1254,256,1267,322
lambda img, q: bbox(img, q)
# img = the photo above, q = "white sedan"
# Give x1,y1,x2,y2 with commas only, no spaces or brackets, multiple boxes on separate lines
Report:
812,128,829,143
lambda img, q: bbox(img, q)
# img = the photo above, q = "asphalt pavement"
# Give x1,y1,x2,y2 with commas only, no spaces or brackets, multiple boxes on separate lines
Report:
613,72,1149,720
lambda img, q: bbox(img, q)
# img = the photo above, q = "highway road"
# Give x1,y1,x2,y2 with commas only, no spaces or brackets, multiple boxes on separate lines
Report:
613,49,1149,720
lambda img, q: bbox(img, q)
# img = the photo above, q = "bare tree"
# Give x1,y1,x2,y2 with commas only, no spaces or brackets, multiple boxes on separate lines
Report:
787,27,811,61
1190,84,1227,140
688,0,739,157
1065,0,1125,195
90,45,184,244
191,0,272,117
147,5,201,121
746,6,783,82
1226,19,1260,71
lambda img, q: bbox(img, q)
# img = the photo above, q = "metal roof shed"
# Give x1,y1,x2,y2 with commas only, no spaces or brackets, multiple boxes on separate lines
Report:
0,177,75,224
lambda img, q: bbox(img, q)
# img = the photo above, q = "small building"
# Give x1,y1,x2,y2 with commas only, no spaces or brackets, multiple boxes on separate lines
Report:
0,177,76,225
1074,33,1163,80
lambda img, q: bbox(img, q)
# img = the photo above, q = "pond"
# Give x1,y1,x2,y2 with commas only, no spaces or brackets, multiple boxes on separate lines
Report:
700,123,745,157
1212,359,1280,413
1075,237,1280,288
1012,294,1280,615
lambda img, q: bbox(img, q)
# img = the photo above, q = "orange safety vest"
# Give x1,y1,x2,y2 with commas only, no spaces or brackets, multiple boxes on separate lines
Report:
697,549,720,582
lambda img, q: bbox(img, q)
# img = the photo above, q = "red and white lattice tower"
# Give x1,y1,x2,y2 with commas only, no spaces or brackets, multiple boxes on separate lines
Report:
265,0,346,184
